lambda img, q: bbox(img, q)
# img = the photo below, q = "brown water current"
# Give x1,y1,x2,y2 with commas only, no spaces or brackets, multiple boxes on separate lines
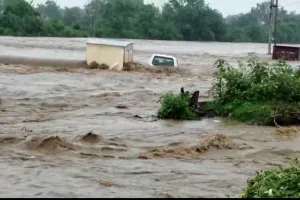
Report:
0,37,300,198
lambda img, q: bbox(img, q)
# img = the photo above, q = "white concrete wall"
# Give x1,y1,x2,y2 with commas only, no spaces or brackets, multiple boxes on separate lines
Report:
86,44,124,70
124,48,129,63
124,45,134,63
128,44,134,63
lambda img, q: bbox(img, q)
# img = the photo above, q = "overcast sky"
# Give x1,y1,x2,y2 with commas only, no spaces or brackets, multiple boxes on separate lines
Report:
30,0,300,16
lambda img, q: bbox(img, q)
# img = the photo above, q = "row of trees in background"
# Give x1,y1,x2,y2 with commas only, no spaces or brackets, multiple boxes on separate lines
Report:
226,2,300,43
0,0,300,43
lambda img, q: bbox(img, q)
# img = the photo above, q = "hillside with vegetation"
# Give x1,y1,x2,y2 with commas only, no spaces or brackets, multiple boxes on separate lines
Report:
0,0,300,43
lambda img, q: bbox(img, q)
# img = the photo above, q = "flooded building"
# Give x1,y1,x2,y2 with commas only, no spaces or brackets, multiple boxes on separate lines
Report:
272,45,300,61
86,39,134,71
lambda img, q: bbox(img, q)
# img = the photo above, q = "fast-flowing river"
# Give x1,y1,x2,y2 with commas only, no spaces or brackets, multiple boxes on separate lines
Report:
0,37,299,198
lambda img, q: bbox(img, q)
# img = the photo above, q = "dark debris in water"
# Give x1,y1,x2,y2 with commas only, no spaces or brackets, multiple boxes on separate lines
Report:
81,132,103,144
88,61,109,70
181,87,215,119
115,104,128,109
133,115,158,122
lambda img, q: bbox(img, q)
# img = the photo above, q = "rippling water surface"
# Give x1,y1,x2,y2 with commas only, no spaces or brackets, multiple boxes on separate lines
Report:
0,37,300,198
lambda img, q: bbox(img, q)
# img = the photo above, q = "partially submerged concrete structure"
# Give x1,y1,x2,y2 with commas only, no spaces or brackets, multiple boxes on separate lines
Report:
86,38,134,71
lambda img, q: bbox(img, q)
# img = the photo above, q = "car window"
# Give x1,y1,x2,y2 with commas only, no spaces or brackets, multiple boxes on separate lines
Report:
152,56,175,66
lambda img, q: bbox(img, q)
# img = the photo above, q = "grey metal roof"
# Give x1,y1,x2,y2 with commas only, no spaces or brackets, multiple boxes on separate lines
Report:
86,38,133,47
275,44,300,48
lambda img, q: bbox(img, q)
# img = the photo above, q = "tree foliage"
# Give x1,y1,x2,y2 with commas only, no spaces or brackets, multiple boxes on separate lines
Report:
0,0,299,43
36,0,62,20
157,92,196,120
0,0,43,36
227,2,300,43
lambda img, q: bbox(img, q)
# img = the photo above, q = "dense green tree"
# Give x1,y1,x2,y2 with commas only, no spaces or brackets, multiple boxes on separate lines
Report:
135,4,161,39
3,0,39,17
94,0,144,38
0,0,17,14
0,0,43,36
63,7,83,26
161,0,227,41
36,0,62,20
82,0,104,36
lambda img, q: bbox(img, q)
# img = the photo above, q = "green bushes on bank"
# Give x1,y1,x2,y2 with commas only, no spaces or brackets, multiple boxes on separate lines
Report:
239,159,300,198
207,55,300,126
157,93,196,120
157,55,300,126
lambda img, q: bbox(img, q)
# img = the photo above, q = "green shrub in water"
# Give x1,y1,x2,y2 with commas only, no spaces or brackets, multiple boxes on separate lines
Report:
239,159,300,198
157,92,196,120
208,54,300,125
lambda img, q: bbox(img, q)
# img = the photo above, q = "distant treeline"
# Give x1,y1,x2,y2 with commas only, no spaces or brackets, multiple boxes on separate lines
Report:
0,0,300,43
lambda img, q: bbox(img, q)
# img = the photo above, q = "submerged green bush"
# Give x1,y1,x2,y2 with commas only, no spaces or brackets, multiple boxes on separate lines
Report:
240,159,300,198
157,92,196,120
208,54,300,125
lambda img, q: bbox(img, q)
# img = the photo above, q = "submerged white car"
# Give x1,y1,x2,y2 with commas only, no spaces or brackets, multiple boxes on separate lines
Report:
148,54,178,67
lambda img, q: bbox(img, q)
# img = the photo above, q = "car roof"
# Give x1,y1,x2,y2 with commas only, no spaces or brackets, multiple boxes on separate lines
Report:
152,54,176,59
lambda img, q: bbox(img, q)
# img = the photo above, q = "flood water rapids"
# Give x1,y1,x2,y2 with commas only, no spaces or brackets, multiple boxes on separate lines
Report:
0,37,300,198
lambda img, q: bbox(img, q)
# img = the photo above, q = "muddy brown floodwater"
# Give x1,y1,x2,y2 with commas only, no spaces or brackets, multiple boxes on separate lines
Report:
0,37,300,198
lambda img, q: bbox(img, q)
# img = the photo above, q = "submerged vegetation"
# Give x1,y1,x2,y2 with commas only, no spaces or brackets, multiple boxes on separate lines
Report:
157,55,300,126
157,92,196,120
157,88,214,121
208,55,300,126
239,159,300,198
